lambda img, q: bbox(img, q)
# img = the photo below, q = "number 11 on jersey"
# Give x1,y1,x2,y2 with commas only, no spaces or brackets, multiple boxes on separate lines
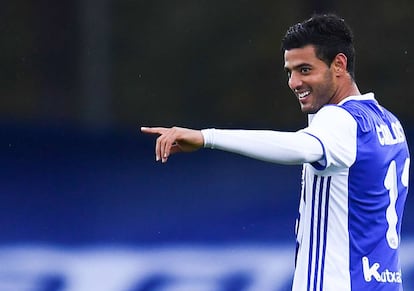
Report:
384,158,410,249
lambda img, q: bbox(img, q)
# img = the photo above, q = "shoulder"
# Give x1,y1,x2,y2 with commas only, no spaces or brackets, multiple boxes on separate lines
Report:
305,104,357,148
309,105,356,130
303,104,358,170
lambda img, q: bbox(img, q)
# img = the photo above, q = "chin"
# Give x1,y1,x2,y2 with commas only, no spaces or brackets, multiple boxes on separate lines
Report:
301,109,318,115
300,106,313,114
300,103,321,114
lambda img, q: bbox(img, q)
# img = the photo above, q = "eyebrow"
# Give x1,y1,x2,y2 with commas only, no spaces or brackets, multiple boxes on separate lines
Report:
284,62,312,71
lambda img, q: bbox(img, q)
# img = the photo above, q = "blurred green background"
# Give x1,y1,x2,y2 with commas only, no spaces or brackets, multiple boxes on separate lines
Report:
2,0,413,131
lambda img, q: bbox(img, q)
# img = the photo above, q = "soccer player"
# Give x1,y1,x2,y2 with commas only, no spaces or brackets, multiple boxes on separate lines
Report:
141,14,410,290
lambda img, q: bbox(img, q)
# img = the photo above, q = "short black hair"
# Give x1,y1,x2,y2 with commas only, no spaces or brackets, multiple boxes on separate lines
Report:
281,14,355,79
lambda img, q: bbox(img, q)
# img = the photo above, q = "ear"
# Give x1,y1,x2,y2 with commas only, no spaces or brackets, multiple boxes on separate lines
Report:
332,53,348,76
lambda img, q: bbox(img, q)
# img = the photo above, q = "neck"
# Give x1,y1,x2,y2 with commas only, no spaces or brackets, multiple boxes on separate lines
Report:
330,79,361,105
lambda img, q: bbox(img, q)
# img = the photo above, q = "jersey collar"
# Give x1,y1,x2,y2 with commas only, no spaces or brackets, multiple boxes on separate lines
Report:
337,92,376,106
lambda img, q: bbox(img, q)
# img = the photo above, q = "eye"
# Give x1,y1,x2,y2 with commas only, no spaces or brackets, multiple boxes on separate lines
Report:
300,67,311,74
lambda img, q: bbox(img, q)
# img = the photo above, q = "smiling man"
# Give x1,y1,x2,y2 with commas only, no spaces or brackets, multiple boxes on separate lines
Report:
141,14,410,290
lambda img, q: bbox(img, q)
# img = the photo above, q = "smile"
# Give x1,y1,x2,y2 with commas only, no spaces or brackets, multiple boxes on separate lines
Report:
297,91,311,99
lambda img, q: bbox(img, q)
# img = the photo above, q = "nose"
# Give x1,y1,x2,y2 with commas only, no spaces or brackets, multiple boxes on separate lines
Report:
288,71,302,90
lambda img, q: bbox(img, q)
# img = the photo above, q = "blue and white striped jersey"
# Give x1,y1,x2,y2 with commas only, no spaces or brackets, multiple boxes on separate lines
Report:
293,93,410,291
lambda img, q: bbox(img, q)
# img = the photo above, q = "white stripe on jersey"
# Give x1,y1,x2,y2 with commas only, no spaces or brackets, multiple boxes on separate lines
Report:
293,165,351,291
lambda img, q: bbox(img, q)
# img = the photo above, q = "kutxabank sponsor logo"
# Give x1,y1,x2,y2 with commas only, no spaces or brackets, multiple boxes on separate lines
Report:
362,256,402,284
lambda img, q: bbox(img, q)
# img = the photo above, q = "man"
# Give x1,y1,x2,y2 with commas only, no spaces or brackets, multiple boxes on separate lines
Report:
141,14,410,290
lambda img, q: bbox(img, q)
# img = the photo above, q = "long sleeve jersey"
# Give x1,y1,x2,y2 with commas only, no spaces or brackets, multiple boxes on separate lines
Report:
202,93,410,291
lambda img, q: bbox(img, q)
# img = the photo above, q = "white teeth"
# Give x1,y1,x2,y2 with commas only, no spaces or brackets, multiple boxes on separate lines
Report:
298,91,310,99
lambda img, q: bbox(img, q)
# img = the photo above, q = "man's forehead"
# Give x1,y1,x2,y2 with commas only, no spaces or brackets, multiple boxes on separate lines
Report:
284,45,318,68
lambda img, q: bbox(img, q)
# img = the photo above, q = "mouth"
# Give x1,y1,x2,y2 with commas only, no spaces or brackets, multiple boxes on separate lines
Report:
296,90,311,99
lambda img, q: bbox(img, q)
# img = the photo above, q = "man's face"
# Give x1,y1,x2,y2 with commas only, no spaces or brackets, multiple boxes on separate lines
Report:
284,45,337,114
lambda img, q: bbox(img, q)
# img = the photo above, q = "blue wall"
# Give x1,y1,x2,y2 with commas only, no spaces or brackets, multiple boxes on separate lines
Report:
1,125,413,245
1,125,305,245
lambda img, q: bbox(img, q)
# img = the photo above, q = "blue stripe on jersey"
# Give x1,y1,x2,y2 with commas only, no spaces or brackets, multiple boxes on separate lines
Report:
319,176,331,291
313,176,325,291
307,175,331,291
307,175,319,289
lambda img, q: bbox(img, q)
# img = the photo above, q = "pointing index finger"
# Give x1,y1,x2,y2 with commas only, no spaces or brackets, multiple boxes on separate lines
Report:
140,127,166,135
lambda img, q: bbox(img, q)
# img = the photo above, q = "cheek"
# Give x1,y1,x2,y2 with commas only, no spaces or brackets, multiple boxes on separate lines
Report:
310,76,336,105
317,71,336,94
